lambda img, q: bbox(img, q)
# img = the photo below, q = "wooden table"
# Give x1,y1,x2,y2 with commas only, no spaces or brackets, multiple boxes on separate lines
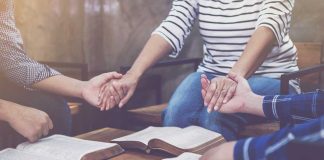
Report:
76,128,172,160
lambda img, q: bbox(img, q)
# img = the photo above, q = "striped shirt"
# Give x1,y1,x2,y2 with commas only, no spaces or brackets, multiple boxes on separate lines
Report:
0,0,60,87
153,0,298,78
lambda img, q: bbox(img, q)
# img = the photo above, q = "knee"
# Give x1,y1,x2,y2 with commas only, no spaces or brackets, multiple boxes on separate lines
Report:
162,104,187,127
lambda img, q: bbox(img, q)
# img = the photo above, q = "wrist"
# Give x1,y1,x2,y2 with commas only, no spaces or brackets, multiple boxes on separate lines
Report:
228,70,248,78
0,100,16,122
242,93,265,117
77,81,88,99
125,69,142,81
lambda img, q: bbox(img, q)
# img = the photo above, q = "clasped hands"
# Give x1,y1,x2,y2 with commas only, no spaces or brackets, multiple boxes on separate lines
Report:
93,72,250,114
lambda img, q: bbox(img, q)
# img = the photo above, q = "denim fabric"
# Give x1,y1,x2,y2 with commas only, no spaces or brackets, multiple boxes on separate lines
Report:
162,72,298,140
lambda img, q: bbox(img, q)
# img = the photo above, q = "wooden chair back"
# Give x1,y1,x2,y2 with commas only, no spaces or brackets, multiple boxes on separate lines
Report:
295,42,323,91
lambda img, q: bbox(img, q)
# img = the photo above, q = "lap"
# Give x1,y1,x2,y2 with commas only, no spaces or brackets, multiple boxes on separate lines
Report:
0,78,72,148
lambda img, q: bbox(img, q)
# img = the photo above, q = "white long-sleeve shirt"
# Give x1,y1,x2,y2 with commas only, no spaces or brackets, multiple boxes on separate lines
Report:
153,0,298,79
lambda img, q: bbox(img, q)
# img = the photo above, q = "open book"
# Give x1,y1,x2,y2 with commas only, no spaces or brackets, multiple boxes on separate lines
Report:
163,152,202,160
112,126,224,156
0,135,124,160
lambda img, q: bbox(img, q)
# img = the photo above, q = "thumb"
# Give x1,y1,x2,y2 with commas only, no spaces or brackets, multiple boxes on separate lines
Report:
100,72,122,84
119,88,134,108
201,74,209,90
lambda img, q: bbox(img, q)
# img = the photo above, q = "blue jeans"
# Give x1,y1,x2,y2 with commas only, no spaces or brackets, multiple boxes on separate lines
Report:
162,72,298,140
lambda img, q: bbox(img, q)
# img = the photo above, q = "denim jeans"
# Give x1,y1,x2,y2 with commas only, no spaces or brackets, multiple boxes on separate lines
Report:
162,72,298,140
0,78,71,149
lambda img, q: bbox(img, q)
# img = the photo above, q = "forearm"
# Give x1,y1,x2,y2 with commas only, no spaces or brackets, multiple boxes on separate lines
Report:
263,90,324,123
128,34,173,79
32,75,85,98
0,99,17,122
234,116,323,160
230,27,276,78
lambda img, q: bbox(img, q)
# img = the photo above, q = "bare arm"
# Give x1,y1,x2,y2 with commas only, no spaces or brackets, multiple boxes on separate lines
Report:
127,35,173,79
204,27,276,112
98,35,172,109
32,75,85,98
0,99,53,142
230,27,276,78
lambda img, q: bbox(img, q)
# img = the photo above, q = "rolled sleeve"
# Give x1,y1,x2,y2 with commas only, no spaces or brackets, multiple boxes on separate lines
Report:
0,0,60,88
256,0,295,46
152,0,198,58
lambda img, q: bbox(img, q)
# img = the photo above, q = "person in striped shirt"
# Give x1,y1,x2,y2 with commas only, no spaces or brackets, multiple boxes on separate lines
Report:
200,74,324,160
100,0,300,140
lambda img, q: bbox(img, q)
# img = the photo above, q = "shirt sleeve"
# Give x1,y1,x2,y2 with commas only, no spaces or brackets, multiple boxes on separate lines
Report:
152,0,198,58
262,90,324,124
0,0,60,88
256,0,295,46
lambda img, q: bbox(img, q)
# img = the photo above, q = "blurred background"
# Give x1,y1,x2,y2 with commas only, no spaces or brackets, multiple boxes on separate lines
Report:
13,0,324,133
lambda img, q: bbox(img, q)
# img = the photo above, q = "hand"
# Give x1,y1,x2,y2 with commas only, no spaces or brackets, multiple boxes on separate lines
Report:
6,104,53,143
201,75,237,112
202,73,264,116
99,72,139,110
200,141,236,160
81,72,122,107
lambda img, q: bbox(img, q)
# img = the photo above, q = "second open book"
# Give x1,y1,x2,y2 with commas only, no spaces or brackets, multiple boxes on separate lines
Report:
112,125,225,156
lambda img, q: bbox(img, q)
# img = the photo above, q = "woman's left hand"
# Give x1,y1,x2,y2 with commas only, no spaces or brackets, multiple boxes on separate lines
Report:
202,75,237,112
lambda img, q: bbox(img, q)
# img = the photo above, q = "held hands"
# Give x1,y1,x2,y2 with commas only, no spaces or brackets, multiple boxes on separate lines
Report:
98,72,139,111
6,104,53,143
81,72,122,107
201,73,254,114
201,75,237,113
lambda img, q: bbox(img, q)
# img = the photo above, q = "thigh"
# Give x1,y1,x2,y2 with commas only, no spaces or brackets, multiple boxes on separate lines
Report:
248,76,298,95
163,72,206,127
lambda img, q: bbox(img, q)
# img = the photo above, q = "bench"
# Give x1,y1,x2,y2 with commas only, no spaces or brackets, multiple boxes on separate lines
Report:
124,42,323,137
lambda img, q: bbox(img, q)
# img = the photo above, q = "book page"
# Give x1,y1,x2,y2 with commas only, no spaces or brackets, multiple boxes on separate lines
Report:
112,126,182,145
0,148,57,160
159,126,222,149
163,152,201,160
17,135,119,160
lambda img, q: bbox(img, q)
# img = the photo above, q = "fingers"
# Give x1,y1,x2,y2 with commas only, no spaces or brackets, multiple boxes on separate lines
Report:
223,85,236,104
208,82,225,111
99,84,110,110
201,74,210,91
213,86,228,111
107,96,115,110
119,88,134,108
108,85,120,108
204,82,217,107
203,77,239,113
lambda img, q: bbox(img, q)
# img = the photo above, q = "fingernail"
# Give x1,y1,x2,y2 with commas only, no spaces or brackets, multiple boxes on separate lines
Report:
214,106,219,111
119,103,123,108
204,103,207,106
207,108,211,113
223,100,227,103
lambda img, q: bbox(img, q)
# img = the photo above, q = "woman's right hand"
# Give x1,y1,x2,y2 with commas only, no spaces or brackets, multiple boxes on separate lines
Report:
99,72,139,110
